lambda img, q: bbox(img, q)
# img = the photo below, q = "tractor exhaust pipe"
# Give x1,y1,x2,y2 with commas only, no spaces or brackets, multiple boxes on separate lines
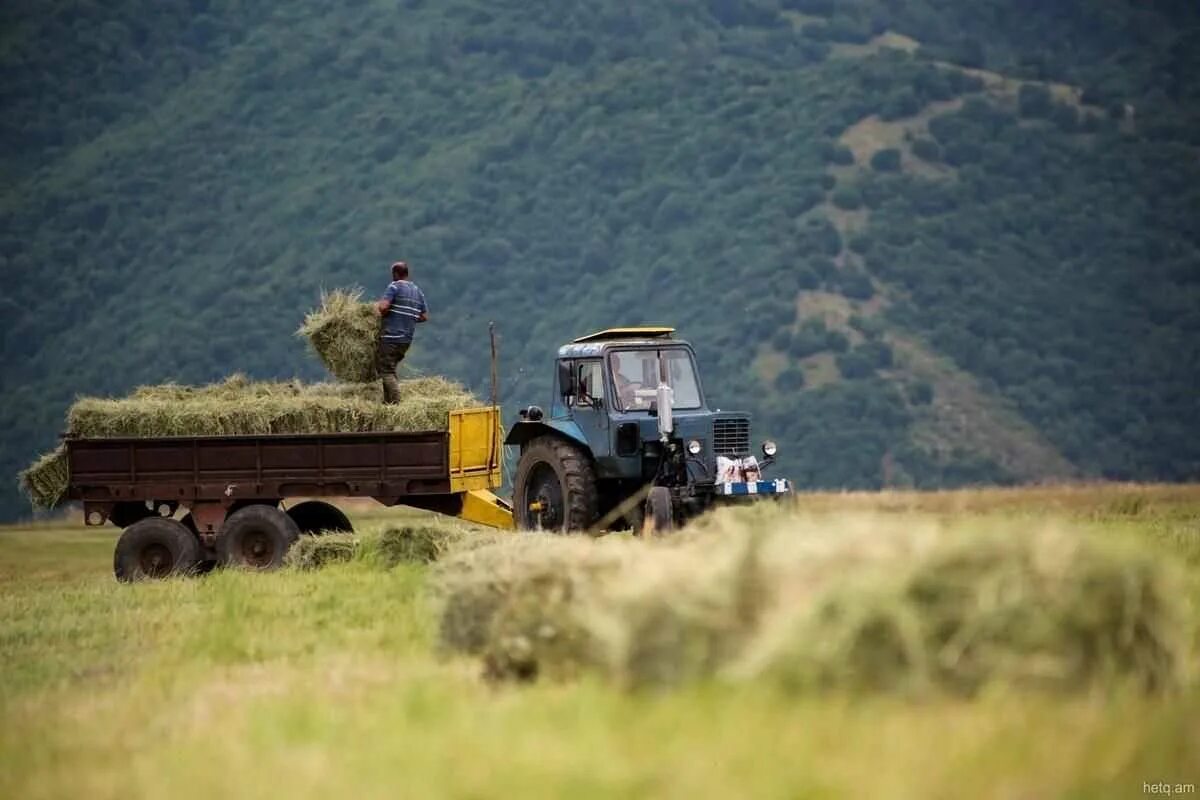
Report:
657,353,673,441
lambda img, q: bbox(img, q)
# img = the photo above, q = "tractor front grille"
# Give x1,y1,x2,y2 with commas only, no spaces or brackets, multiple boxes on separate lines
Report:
712,416,751,457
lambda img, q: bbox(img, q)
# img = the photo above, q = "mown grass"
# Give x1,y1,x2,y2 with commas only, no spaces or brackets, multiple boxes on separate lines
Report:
2,488,1199,799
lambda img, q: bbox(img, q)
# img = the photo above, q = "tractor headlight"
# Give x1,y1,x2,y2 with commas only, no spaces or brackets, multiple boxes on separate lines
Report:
762,440,778,457
687,439,702,456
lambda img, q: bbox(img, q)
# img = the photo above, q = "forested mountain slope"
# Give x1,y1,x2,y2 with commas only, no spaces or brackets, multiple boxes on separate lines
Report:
2,0,1198,519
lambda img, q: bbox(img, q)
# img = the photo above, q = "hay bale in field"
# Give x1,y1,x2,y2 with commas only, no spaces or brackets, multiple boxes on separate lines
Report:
433,537,633,666
378,519,509,566
297,289,381,382
434,535,747,684
483,570,610,682
477,532,773,687
741,526,1188,696
433,508,1191,694
285,533,360,570
17,446,69,510
610,532,772,687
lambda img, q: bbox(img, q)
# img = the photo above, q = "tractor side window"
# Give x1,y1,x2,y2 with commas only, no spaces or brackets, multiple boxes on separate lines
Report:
575,361,604,407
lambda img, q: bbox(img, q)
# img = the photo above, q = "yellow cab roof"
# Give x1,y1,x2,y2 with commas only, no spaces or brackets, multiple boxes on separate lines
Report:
572,327,675,344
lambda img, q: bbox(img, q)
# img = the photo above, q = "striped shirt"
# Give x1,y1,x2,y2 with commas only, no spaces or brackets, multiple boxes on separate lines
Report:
381,280,428,343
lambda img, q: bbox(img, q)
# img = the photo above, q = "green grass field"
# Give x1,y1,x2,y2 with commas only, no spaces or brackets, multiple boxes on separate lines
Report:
2,488,1199,799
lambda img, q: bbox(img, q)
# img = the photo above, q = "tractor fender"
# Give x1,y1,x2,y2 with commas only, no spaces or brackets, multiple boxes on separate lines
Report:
504,419,590,452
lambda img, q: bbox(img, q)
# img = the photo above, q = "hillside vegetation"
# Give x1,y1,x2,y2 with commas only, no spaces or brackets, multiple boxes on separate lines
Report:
2,0,1199,519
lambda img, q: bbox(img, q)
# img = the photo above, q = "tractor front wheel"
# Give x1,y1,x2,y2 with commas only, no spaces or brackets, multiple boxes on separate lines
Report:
645,487,675,536
513,437,598,533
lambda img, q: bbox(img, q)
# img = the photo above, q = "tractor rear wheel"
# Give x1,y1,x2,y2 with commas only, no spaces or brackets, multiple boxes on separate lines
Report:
513,436,598,532
645,487,675,536
217,504,299,571
113,518,202,582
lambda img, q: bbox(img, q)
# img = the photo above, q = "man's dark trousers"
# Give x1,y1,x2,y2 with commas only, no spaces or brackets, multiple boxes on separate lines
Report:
376,339,410,404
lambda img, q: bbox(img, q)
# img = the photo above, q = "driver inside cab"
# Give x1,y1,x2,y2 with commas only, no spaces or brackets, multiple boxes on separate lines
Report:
611,355,642,409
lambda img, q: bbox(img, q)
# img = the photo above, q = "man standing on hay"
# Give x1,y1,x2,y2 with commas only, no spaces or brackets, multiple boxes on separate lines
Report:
375,260,429,404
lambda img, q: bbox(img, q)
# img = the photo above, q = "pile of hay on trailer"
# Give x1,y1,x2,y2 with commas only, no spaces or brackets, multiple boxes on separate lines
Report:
18,374,481,510
297,288,382,382
66,374,476,438
433,510,1191,694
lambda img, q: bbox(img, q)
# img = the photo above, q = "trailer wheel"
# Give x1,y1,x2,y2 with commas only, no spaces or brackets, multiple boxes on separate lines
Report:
113,518,202,582
217,504,299,571
286,501,353,536
646,487,674,536
513,436,598,533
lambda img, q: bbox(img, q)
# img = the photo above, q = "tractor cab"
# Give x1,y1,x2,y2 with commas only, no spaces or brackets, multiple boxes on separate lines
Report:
505,327,790,533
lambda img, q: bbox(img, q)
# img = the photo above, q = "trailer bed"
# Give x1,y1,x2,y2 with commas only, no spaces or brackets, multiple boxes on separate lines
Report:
67,429,457,504
66,406,506,525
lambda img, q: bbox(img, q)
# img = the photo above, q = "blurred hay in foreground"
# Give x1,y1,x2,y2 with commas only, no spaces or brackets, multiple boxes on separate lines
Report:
433,536,634,669
297,288,381,382
285,533,360,570
434,508,1191,694
18,374,480,509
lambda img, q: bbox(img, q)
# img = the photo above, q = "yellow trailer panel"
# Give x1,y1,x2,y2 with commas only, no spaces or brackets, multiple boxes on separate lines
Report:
447,406,503,493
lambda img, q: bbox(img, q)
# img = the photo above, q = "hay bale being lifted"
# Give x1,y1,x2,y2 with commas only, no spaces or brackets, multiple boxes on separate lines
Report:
297,289,381,382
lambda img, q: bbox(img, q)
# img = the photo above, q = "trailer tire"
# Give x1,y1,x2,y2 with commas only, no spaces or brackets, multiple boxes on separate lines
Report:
286,501,353,536
513,436,598,533
646,487,674,536
217,504,299,571
113,518,202,582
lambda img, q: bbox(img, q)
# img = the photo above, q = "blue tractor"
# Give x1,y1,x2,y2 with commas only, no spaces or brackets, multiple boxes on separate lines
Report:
505,327,790,533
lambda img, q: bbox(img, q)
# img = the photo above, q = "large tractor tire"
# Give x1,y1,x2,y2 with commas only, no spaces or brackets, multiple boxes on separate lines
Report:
217,504,300,571
513,436,598,532
645,486,675,536
113,518,202,582
286,500,353,536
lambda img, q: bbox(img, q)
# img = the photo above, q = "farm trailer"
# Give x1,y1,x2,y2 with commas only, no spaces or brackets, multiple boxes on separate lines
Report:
64,407,512,581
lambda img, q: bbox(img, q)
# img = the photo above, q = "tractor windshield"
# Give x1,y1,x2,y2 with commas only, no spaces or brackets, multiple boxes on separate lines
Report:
608,348,702,412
